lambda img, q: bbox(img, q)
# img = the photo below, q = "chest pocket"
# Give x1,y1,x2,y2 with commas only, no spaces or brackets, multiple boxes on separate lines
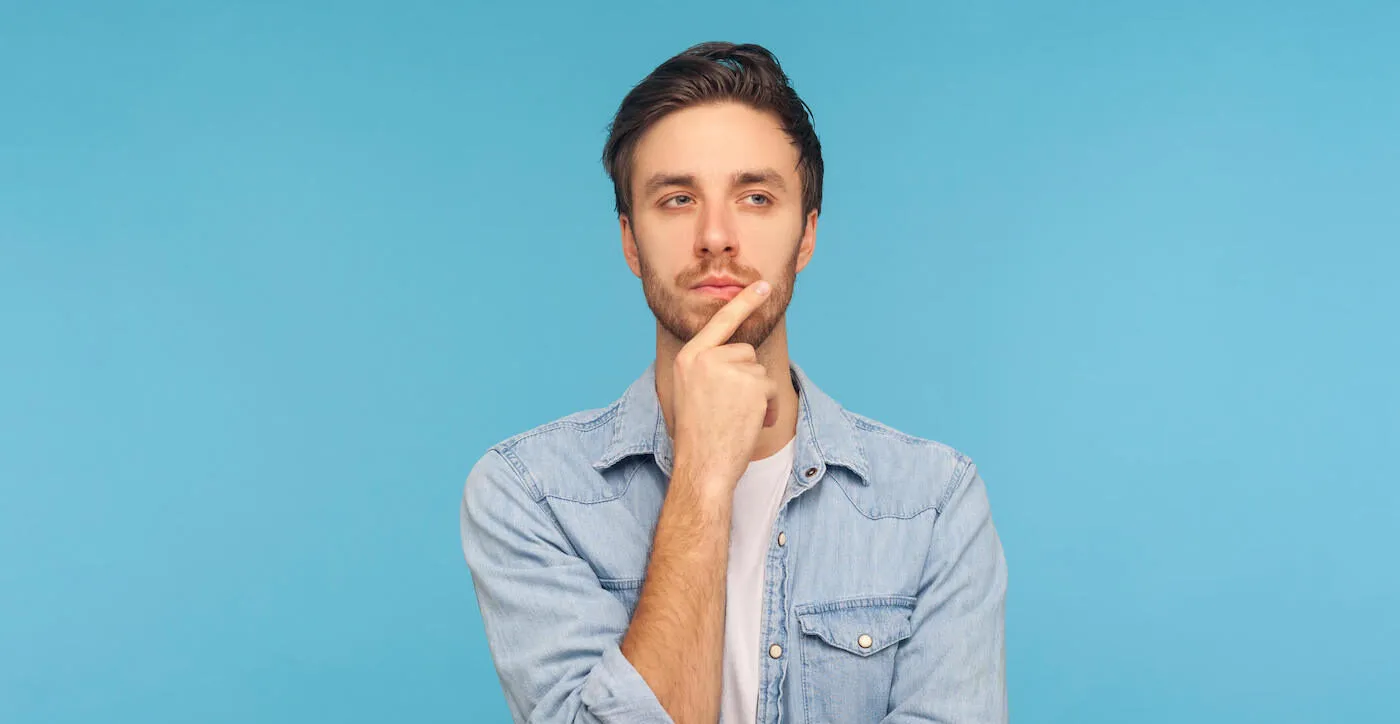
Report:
793,595,916,724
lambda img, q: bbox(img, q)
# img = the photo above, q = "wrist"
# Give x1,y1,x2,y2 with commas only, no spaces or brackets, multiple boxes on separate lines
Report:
670,458,735,509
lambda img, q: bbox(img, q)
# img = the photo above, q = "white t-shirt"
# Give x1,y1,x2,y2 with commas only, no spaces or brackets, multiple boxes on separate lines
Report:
720,435,797,724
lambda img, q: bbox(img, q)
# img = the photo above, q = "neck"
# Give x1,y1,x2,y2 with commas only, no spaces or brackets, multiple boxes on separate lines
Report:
654,319,800,463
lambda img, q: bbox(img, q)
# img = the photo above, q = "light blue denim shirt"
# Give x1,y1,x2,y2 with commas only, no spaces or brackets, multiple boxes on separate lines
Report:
460,360,1008,723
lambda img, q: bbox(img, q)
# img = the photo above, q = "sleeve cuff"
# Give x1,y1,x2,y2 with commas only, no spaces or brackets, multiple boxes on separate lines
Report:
578,644,674,723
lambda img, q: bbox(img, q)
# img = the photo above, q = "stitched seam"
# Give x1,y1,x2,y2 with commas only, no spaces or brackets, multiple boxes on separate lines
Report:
801,391,826,472
598,577,644,590
936,456,976,516
800,620,814,724
847,413,951,447
757,512,781,723
795,599,915,666
491,447,544,502
830,472,939,520
540,456,642,504
801,627,909,657
793,594,917,616
919,458,977,592
497,402,620,450
833,410,872,483
482,450,582,559
599,443,651,463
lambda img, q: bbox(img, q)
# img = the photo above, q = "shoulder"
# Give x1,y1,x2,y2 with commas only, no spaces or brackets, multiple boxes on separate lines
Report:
837,408,979,518
464,403,623,502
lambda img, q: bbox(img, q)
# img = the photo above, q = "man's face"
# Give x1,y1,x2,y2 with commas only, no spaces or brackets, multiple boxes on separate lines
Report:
621,101,817,348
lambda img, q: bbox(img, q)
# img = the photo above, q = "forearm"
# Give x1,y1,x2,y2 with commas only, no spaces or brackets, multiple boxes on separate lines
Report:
620,461,732,724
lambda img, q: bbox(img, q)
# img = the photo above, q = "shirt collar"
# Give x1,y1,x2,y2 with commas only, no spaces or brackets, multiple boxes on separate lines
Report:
592,359,872,486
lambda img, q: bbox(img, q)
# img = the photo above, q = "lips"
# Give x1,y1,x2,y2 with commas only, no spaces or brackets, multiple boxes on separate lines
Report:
692,275,747,289
689,272,754,301
692,284,745,300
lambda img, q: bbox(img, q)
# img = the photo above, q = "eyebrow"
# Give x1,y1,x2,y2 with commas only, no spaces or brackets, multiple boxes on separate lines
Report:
642,168,788,198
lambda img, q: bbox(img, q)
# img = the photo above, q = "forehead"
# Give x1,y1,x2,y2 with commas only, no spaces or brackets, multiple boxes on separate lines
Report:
631,102,800,187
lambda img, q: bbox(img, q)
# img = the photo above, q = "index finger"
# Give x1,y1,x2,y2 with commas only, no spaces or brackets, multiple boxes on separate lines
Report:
685,280,771,351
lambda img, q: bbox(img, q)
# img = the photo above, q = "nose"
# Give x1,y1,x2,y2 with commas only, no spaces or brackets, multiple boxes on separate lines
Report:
694,201,738,258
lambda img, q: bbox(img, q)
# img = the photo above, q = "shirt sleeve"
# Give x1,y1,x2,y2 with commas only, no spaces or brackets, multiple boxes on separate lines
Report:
882,461,1009,723
460,449,674,723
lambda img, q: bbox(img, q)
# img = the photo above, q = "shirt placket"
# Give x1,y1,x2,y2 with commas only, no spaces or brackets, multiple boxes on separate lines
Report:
755,458,824,724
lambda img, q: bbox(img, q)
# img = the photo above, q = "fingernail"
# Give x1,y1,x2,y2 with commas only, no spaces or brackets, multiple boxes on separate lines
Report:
756,281,771,296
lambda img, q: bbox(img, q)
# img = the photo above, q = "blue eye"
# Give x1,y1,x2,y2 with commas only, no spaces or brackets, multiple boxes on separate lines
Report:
665,195,693,207
747,194,770,205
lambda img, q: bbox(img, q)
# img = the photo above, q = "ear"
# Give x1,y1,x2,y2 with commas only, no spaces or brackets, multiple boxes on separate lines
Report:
620,214,642,279
795,208,818,274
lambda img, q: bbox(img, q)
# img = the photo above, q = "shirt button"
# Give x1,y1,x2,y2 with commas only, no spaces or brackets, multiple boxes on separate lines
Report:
777,531,787,547
857,634,873,649
804,467,818,477
769,643,783,659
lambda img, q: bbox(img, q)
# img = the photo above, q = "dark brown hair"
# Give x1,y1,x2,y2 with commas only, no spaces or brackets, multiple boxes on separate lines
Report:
601,41,823,219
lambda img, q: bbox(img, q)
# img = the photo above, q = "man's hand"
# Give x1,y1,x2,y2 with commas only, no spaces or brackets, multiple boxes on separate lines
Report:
670,280,780,490
619,279,779,724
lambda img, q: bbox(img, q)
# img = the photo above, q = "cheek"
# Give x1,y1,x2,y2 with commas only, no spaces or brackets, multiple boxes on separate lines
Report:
635,243,686,284
635,227,693,264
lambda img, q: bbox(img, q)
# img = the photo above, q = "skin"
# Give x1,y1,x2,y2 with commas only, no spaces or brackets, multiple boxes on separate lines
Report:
620,100,818,462
616,100,819,723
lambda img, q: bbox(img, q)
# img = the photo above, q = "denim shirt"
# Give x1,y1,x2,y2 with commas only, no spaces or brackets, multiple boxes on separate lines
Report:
460,360,1008,723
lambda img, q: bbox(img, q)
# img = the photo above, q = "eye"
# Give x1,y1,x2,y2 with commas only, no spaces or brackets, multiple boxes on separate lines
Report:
662,194,694,207
745,193,772,206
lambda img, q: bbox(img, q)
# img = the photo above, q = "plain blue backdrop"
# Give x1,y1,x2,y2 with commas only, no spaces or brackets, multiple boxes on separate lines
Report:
3,1,1396,722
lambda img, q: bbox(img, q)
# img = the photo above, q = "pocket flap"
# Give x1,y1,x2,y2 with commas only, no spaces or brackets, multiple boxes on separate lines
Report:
795,596,916,657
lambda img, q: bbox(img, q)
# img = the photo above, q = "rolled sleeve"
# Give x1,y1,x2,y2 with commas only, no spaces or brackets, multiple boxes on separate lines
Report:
578,645,673,722
461,449,673,723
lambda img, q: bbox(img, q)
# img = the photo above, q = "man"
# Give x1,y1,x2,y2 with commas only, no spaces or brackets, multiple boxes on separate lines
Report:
460,41,1007,724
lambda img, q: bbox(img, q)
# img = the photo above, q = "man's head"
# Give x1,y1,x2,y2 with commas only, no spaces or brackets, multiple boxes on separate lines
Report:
602,42,823,349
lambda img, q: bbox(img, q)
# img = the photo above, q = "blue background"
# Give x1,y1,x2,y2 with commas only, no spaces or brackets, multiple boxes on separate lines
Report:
3,2,1396,722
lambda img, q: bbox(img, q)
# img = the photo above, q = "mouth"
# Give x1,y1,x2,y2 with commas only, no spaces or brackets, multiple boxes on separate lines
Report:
691,285,746,300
